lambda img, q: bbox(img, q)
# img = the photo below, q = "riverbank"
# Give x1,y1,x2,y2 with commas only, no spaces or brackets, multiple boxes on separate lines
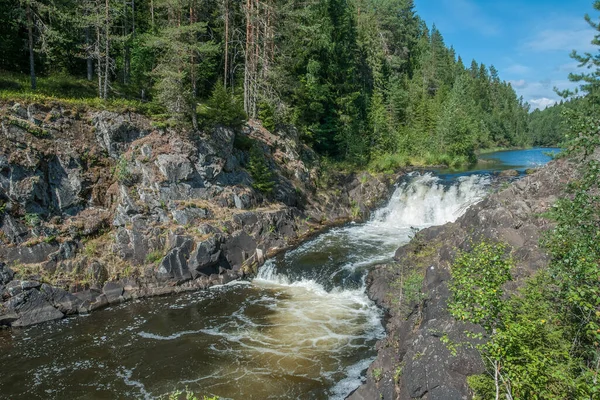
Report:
0,101,400,328
348,154,581,400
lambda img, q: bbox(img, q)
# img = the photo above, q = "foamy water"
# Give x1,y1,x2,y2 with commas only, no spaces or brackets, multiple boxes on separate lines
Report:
0,173,490,400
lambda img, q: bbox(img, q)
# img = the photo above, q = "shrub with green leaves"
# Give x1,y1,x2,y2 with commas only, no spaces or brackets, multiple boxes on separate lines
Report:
248,144,275,194
24,213,41,227
458,119,600,399
115,157,133,185
448,240,513,333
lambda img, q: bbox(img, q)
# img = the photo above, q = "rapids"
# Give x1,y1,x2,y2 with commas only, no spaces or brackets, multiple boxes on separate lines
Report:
0,173,491,399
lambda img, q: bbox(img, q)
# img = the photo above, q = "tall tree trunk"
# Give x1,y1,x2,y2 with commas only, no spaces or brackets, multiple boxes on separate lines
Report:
190,2,197,98
27,0,36,90
244,0,252,115
103,0,110,99
191,107,198,130
96,22,103,98
86,26,93,81
252,0,259,117
224,0,229,88
123,0,130,84
131,0,135,36
150,0,154,30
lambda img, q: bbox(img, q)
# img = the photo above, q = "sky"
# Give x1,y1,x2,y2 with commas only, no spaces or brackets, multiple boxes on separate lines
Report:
414,0,598,110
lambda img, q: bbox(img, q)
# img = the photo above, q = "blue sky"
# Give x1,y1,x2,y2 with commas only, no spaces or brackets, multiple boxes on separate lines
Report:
415,0,598,110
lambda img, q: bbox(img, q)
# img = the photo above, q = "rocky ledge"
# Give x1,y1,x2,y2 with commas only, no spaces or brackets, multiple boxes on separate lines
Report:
0,102,398,328
348,155,581,400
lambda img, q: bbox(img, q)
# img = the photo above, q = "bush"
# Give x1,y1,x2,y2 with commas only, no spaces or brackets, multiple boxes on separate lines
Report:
200,82,247,128
233,134,254,151
248,144,275,194
368,153,410,173
24,213,41,227
258,101,276,132
114,157,134,185
448,240,513,333
145,250,165,264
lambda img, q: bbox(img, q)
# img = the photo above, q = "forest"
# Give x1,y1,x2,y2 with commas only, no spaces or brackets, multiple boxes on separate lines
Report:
0,0,538,168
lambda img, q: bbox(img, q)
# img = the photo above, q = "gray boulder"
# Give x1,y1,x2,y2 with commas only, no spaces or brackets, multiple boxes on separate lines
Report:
93,111,149,158
0,263,14,285
171,207,209,225
102,282,124,304
9,289,64,327
156,154,194,183
2,242,58,265
0,215,29,244
189,237,222,277
499,169,519,177
158,236,194,282
221,231,257,271
40,283,82,315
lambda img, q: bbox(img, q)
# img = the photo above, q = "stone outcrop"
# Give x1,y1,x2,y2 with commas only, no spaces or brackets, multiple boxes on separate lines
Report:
348,156,579,400
0,103,396,328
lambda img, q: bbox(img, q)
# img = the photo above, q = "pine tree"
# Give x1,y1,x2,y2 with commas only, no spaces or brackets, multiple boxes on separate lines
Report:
562,1,600,105
248,144,275,194
145,0,218,128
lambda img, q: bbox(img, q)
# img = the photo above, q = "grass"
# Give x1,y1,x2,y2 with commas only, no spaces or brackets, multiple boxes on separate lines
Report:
475,145,532,155
0,71,164,117
145,250,165,265
368,152,471,173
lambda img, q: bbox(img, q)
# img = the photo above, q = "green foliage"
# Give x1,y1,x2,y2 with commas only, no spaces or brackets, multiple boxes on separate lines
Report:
258,101,276,132
402,270,425,308
200,82,247,129
248,144,275,194
145,250,165,265
0,0,536,165
372,368,383,382
43,235,56,244
24,213,41,227
459,114,600,400
114,157,133,185
350,200,361,219
466,273,580,400
233,133,254,152
448,240,513,333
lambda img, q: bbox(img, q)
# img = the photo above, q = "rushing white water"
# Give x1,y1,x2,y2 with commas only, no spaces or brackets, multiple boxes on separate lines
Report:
251,172,491,398
0,173,492,400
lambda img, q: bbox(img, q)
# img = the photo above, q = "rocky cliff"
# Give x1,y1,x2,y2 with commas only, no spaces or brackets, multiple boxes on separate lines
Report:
0,101,396,328
348,156,579,400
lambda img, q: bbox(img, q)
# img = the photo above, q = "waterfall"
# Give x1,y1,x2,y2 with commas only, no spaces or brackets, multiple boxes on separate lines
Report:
255,172,491,287
250,172,491,399
6,172,493,400
368,172,490,231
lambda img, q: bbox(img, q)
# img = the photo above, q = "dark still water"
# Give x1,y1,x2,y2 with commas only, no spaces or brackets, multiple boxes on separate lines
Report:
0,149,555,400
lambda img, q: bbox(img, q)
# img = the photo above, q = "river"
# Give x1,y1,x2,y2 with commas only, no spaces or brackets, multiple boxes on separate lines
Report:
0,148,559,400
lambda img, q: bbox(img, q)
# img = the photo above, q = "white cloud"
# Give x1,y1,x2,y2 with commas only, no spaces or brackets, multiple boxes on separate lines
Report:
523,18,596,53
529,97,557,110
510,78,578,110
508,79,528,88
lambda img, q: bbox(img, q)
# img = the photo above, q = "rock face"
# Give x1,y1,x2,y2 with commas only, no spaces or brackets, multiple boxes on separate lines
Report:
0,103,396,328
348,156,579,400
